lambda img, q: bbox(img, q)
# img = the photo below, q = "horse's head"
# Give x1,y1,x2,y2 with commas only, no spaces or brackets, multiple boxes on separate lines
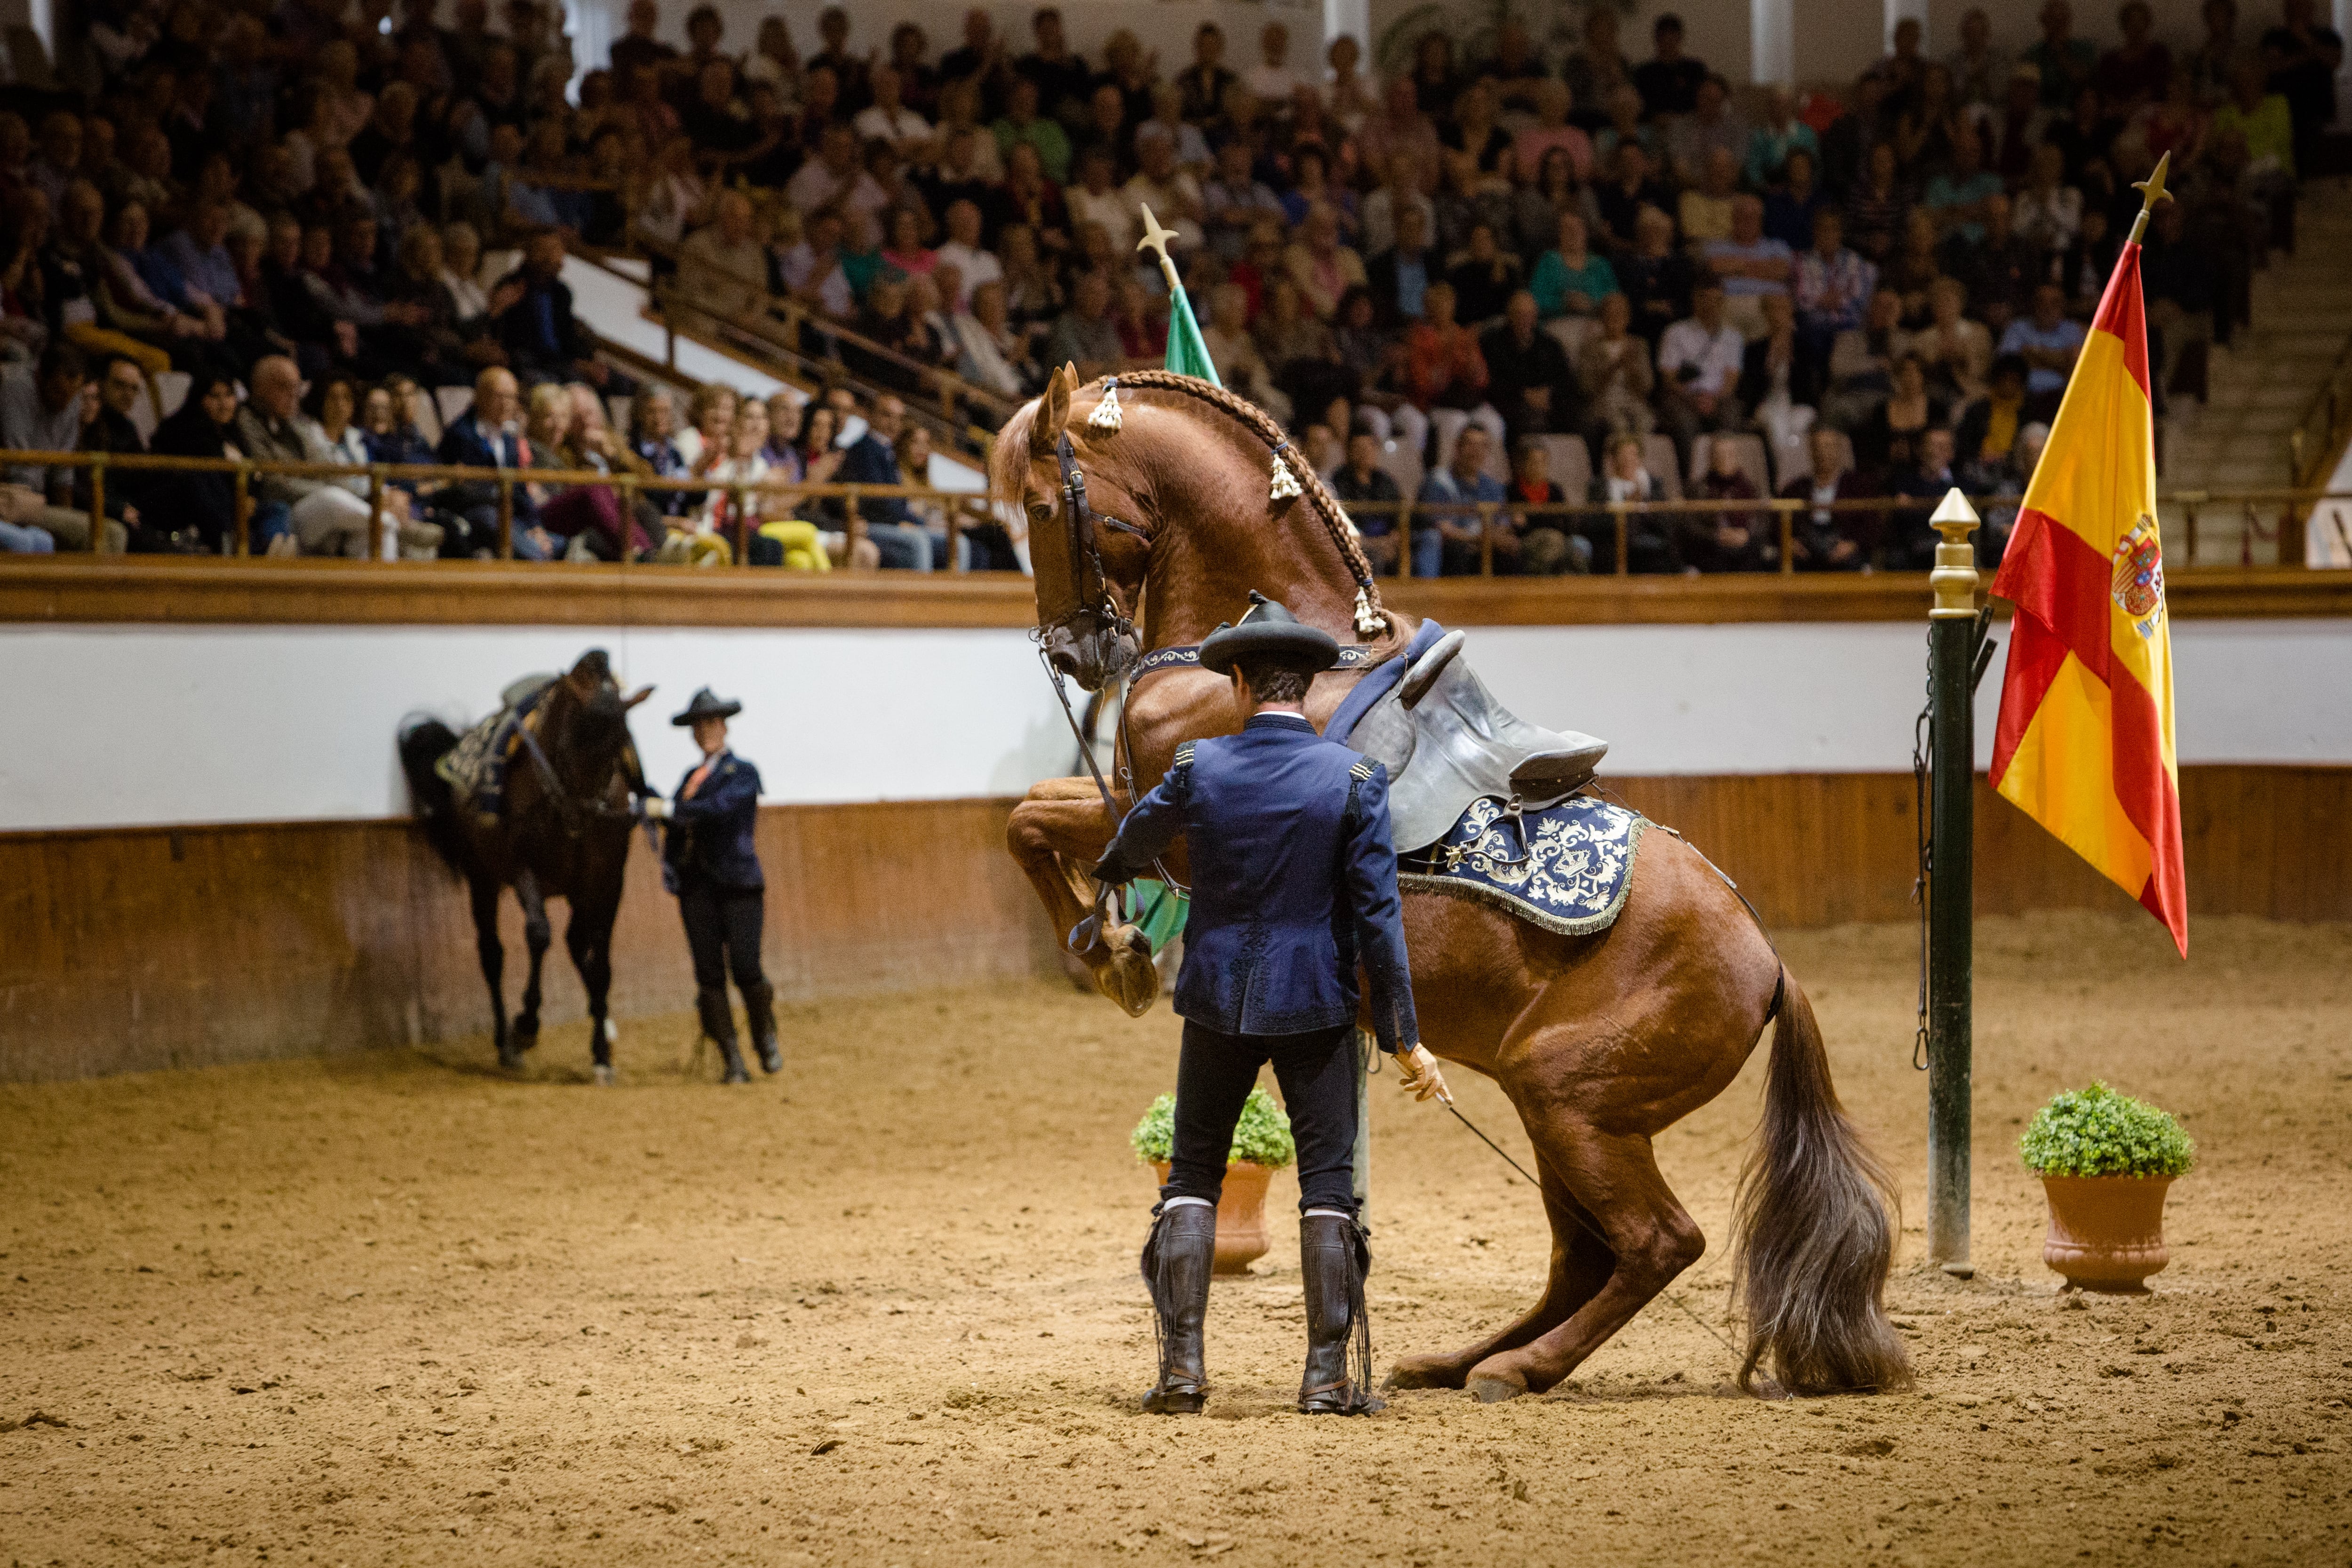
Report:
547,648,653,788
995,364,1149,692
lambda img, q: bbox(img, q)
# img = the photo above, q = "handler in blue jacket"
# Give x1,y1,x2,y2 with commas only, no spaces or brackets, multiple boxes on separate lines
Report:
1092,593,1451,1418
643,688,777,1084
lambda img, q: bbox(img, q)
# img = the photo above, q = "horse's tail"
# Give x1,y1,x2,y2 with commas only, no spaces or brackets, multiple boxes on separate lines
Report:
397,715,467,877
1731,965,1912,1397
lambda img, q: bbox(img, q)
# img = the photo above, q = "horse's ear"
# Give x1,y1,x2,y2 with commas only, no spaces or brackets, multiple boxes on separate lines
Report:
1028,362,1073,459
621,685,654,710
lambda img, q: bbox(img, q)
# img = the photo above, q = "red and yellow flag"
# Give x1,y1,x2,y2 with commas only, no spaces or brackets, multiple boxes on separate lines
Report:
1988,234,2186,954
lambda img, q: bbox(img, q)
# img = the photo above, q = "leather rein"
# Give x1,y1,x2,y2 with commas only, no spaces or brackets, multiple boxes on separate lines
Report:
512,701,648,841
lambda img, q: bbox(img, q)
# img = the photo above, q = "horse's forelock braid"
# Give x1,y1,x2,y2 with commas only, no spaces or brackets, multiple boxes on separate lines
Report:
1102,370,1390,632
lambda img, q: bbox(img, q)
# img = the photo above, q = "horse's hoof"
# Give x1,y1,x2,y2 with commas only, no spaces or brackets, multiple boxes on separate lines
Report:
1469,1370,1529,1404
1384,1354,1470,1392
1096,926,1160,1018
511,1019,540,1053
592,1064,616,1087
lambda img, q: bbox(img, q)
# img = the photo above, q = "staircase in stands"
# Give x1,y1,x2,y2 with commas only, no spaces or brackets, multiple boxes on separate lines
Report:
2161,177,2352,565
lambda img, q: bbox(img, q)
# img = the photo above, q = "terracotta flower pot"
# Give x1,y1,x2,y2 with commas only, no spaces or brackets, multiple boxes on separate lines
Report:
2041,1174,2174,1293
1151,1160,1276,1275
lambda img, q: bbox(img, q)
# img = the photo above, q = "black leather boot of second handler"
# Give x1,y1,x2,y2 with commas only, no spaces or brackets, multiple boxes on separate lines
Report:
1299,1211,1384,1415
1140,1202,1217,1413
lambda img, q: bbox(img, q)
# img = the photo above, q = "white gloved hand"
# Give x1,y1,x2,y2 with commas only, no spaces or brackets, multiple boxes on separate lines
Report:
1393,1043,1452,1105
641,796,671,821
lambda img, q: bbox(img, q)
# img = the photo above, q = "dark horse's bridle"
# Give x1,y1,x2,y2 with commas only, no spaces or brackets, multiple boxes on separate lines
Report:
1042,428,1150,679
513,686,650,842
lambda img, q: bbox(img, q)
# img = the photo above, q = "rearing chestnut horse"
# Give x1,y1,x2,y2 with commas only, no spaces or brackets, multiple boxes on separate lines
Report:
994,368,1911,1400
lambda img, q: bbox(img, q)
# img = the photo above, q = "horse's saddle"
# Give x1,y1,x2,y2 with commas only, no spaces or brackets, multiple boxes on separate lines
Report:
1347,631,1609,854
435,673,558,821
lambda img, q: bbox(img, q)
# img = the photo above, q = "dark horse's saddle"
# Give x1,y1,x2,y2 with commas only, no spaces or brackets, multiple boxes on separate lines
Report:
436,673,559,825
1338,628,1609,855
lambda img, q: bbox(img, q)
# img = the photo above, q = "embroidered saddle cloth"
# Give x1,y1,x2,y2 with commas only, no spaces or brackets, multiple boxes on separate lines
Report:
1398,795,1646,937
434,673,557,822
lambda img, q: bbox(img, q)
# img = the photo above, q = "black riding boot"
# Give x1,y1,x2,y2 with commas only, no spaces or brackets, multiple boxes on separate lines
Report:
741,979,780,1074
1300,1212,1383,1415
1140,1202,1217,1414
697,985,749,1084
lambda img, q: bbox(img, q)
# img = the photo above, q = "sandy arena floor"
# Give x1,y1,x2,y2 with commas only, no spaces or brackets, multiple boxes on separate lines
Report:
4,911,2350,1567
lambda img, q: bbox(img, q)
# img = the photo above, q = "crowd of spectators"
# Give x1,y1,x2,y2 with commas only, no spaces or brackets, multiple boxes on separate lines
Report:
0,0,2334,568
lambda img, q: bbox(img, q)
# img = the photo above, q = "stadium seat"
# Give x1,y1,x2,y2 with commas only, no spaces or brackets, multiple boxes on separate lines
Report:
1374,437,1423,500
410,393,444,446
1775,427,1855,487
1535,434,1593,500
1642,435,1684,500
1690,432,1771,495
606,396,632,438
155,371,191,421
1543,317,1598,361
435,387,475,429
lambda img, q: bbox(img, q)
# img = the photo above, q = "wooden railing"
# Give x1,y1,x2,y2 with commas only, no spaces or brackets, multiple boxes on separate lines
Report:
2288,334,2352,561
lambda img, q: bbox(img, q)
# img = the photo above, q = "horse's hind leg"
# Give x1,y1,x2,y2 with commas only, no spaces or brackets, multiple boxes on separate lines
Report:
511,871,551,1055
471,877,512,1068
1464,1126,1705,1403
1386,1164,1615,1391
567,893,620,1085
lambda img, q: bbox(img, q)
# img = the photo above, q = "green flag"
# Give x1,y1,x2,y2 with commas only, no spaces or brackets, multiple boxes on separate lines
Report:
1163,281,1220,388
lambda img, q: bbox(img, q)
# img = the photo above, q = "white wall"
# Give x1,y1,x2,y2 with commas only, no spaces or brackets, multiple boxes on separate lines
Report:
2,617,2344,832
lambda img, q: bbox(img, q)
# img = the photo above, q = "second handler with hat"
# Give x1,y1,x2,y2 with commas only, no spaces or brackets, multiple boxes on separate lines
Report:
644,687,778,1083
1091,593,1449,1418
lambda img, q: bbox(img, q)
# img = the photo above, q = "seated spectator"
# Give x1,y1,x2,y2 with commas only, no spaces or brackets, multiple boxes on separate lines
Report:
2012,144,2085,256
1822,287,1908,429
1576,290,1656,452
1685,436,1770,572
1588,430,1678,573
495,231,622,392
3,342,119,551
1634,15,1709,120
147,371,246,553
1445,221,1522,325
853,64,934,156
1845,142,1911,265
78,352,153,549
1854,352,1945,478
2027,1,2102,110
1615,205,1694,346
1921,124,2003,244
1677,147,1740,246
1884,426,1963,568
2210,56,2296,200
1794,207,1876,374
1505,437,1589,574
1200,281,1290,425
1655,279,1746,473
1592,140,1670,253
1281,149,1361,249
435,365,556,559
1045,268,1124,382
1482,289,1579,445
1360,151,1437,261
1286,205,1367,322
2098,0,2174,107
678,190,768,321
627,387,694,525
1739,291,1819,478
1366,202,1438,329
1939,193,2039,330
1515,80,1595,183
954,280,1036,400
836,393,938,570
1704,193,1795,335
1776,425,1870,571
237,356,414,557
1530,212,1617,320
1992,63,2051,182
1745,87,1820,190
1200,139,1282,264
1402,281,1502,456
1955,353,2056,475
1762,147,1824,251
1998,282,2087,398
2139,198,2220,396
1330,428,1405,574
1065,150,1136,257
1899,277,1994,403
1413,422,1510,576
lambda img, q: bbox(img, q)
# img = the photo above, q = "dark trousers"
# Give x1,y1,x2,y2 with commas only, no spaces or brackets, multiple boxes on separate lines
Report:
1164,1020,1359,1217
677,881,767,994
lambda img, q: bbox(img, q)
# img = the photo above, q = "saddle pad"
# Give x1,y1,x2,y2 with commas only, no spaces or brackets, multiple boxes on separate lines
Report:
434,674,556,818
1398,795,1645,937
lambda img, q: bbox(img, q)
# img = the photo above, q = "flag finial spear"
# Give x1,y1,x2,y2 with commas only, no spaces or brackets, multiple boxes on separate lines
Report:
1136,202,1183,292
2128,151,2172,244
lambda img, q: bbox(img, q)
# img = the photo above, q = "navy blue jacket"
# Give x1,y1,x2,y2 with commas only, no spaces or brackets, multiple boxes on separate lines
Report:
436,412,538,525
1095,713,1419,1051
836,431,920,527
661,750,765,894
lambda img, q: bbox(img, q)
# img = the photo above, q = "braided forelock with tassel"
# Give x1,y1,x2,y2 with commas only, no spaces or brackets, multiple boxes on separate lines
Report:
1081,369,1392,637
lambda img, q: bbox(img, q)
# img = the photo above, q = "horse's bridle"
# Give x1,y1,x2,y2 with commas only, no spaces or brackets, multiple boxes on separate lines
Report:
1042,429,1150,666
514,698,647,841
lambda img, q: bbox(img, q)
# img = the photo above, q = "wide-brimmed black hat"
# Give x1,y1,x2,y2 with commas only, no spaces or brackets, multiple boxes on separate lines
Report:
1199,592,1341,677
671,687,742,726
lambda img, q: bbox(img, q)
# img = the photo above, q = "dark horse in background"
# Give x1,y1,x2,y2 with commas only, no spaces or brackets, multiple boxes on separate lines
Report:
993,367,1912,1401
397,649,652,1083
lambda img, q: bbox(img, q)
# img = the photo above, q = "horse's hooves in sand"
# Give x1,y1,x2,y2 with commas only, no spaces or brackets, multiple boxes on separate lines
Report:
1469,1369,1530,1404
1384,1354,1470,1392
1097,925,1159,1018
511,1017,540,1052
592,1064,616,1087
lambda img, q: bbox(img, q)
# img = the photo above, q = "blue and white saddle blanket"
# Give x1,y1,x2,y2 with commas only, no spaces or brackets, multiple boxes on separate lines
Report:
1398,795,1645,937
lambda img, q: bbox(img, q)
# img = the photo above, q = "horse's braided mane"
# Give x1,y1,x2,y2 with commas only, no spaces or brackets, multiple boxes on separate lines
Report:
1100,369,1391,635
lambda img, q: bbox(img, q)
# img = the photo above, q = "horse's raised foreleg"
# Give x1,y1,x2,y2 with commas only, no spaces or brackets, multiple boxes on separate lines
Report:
567,892,621,1085
1005,778,1158,1017
470,876,512,1067
511,870,551,1055
1462,1126,1705,1403
1385,1163,1617,1391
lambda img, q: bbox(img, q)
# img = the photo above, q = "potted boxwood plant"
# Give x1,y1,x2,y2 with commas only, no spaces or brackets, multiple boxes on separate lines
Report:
1131,1087,1295,1275
2021,1082,2196,1293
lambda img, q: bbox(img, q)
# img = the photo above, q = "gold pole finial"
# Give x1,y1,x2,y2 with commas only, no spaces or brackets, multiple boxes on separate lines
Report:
1929,487,1982,620
1135,202,1183,292
2128,151,2172,245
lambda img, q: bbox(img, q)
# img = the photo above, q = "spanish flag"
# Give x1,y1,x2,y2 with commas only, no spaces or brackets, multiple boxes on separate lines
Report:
1988,182,2186,955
